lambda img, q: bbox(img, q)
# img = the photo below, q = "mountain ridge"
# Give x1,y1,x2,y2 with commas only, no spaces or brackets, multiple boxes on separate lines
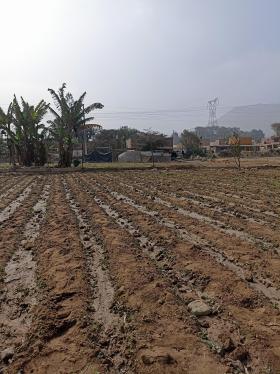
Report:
218,103,280,135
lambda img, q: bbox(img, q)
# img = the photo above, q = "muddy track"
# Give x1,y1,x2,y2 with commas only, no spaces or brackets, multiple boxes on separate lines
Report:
71,174,280,373
87,174,280,292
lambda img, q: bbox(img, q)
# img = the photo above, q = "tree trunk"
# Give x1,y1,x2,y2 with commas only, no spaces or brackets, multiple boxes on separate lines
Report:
58,141,73,167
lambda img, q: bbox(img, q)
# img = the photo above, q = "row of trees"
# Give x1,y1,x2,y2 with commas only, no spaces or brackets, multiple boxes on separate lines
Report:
0,84,103,167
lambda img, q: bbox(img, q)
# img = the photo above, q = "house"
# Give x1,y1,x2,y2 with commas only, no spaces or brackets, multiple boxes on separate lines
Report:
260,137,280,153
228,136,252,146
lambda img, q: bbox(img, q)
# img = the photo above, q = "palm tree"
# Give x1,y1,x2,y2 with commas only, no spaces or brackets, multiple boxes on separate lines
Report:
48,83,103,167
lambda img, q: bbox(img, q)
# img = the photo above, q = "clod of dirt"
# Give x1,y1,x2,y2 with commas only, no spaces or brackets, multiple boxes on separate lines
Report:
1,347,14,364
244,271,254,283
220,336,235,353
188,300,212,316
141,354,155,365
158,353,176,365
141,352,176,365
229,346,250,363
22,240,33,251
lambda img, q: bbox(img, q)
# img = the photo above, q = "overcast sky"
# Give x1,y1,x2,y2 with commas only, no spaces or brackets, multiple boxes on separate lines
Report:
0,0,279,133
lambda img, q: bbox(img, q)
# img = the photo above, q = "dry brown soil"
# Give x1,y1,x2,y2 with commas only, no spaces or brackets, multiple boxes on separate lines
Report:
0,168,280,373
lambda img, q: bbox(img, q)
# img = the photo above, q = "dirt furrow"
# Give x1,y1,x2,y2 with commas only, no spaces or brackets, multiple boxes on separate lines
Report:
8,175,103,374
0,178,37,224
91,174,280,290
0,177,46,275
72,174,280,373
63,178,118,326
111,172,280,228
115,176,279,244
107,175,279,251
79,174,280,307
0,176,25,199
123,171,280,220
0,182,51,372
0,176,35,211
63,177,137,373
1,169,279,374
66,174,229,374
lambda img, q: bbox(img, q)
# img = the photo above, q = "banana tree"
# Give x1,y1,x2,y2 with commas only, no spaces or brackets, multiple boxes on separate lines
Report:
0,103,15,165
48,83,103,167
0,97,49,166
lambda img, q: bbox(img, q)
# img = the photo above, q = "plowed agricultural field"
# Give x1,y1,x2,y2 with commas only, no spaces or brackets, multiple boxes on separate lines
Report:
0,169,280,374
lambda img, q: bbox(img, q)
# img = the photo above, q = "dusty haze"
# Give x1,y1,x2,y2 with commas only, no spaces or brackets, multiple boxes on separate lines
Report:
1,0,280,133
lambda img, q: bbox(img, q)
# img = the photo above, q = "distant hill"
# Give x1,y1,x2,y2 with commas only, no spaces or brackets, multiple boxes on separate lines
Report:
194,126,264,142
218,104,280,135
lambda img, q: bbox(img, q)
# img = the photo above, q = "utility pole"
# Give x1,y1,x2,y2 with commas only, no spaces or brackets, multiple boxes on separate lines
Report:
207,97,219,126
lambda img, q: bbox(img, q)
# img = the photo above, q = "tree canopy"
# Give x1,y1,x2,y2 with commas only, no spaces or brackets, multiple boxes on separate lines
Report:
48,83,104,167
180,130,200,150
94,126,138,149
0,97,49,166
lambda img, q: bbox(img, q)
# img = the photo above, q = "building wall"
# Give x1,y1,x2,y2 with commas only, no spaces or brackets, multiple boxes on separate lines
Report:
228,137,252,145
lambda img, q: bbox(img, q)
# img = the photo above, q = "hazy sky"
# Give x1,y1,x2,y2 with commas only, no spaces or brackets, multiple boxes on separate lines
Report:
1,0,280,133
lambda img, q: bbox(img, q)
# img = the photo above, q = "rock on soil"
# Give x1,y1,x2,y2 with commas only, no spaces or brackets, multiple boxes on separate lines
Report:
188,300,212,316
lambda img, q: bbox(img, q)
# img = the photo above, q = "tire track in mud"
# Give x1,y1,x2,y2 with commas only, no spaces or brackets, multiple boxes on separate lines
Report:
79,174,280,308
66,175,229,374
73,174,280,373
9,176,103,374
0,182,51,372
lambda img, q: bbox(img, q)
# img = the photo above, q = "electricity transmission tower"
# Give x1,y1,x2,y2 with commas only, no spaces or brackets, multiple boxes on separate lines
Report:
207,97,219,126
